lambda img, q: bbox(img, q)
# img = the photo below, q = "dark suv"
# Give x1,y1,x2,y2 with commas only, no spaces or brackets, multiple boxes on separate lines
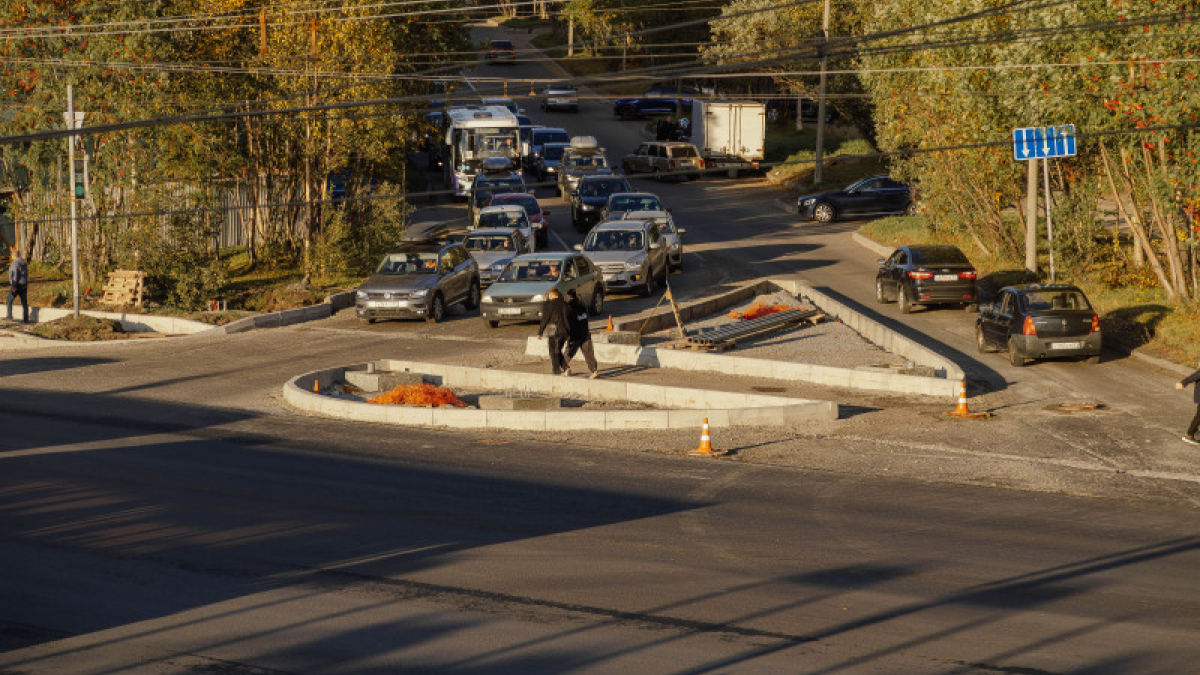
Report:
355,239,481,324
875,245,977,313
570,175,632,232
976,284,1101,366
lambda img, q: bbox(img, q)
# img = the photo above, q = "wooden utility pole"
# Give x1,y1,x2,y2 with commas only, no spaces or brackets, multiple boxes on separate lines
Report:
1024,158,1038,274
812,0,831,185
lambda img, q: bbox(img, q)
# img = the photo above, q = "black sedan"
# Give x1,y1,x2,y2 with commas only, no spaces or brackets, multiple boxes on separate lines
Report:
976,284,1101,367
570,175,632,232
875,245,977,313
798,176,915,223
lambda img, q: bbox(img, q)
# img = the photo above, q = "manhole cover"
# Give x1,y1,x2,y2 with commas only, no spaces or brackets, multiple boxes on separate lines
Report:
1051,401,1105,412
751,386,787,393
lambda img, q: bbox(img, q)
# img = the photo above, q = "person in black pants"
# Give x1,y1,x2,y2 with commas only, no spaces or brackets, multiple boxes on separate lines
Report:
564,289,599,378
1176,365,1200,444
536,288,571,375
6,247,28,324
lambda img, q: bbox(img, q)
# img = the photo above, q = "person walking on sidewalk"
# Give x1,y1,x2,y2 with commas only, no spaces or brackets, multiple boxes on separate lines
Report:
1176,364,1200,444
564,289,599,379
536,288,571,375
6,247,28,324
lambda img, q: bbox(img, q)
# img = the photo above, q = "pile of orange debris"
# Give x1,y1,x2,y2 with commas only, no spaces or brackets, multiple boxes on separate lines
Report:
727,302,802,321
367,383,468,408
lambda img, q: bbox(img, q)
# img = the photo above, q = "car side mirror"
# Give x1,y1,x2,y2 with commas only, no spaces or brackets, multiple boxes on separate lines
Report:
573,244,583,251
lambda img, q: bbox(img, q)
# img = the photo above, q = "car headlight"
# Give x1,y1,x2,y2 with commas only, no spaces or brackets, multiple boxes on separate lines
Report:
489,262,507,271
801,198,815,206
530,293,545,302
625,258,646,270
581,204,595,211
356,290,367,299
481,295,495,303
410,289,429,298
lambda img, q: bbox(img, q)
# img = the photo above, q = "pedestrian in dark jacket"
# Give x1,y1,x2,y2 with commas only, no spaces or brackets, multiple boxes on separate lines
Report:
537,288,571,375
6,247,28,324
1175,365,1200,444
564,289,599,378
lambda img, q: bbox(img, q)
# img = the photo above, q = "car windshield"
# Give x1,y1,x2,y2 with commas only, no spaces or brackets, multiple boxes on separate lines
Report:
585,230,644,251
477,211,526,230
463,235,515,252
668,146,698,158
566,154,606,169
376,252,439,275
498,261,563,282
579,180,626,197
543,146,565,161
910,248,969,265
493,196,538,215
1022,289,1091,311
534,130,570,145
610,196,660,212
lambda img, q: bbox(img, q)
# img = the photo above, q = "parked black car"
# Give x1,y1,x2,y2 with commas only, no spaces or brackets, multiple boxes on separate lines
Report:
612,85,702,120
570,175,632,232
875,245,977,313
797,176,915,223
976,284,1101,367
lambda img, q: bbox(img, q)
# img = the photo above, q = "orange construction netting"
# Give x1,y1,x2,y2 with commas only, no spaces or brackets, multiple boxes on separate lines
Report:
367,383,468,408
727,302,794,321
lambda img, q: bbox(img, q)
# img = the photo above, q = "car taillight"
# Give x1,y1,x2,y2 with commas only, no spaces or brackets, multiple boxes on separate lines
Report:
698,159,706,169
908,271,934,280
668,160,676,169
959,270,977,280
1023,316,1037,336
1091,313,1100,332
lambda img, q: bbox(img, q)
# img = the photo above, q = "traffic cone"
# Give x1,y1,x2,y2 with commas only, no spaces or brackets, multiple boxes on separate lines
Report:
605,315,614,332
946,380,991,418
313,379,320,393
688,418,718,456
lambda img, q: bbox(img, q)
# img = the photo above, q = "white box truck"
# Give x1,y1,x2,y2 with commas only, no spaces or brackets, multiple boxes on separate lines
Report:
689,100,766,178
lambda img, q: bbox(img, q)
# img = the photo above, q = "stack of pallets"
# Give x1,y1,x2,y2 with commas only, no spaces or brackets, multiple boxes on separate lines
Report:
101,270,146,307
667,308,823,352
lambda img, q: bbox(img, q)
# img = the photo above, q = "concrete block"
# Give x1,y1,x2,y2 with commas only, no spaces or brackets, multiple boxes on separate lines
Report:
547,410,609,430
344,370,424,391
431,407,489,429
486,410,547,431
604,410,669,430
387,406,434,426
477,395,561,410
624,382,667,408
595,330,641,346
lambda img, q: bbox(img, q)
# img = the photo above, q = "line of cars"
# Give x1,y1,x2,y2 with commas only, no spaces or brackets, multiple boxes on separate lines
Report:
874,244,1102,367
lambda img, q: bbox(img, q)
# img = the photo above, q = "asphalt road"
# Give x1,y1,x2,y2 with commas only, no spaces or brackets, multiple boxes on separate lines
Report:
2,24,1199,675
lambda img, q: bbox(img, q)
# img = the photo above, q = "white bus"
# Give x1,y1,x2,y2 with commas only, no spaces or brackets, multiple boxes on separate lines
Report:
440,106,521,197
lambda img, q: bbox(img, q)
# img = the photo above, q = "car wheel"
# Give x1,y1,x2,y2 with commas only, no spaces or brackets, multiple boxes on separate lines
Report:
486,319,499,329
1085,354,1101,364
537,232,549,249
464,280,481,310
975,325,995,353
905,201,919,216
360,318,375,325
589,285,605,316
688,173,700,181
875,278,887,304
653,167,663,181
1008,338,1027,367
813,202,835,223
426,294,445,323
641,269,658,297
897,284,912,314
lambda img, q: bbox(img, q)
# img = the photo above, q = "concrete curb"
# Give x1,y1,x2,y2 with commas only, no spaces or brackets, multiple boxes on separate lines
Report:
773,197,799,215
6,307,214,335
208,291,355,335
850,231,894,259
284,360,838,430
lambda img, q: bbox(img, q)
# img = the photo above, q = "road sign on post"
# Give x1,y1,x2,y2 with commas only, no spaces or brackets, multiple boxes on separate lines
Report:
1013,124,1076,161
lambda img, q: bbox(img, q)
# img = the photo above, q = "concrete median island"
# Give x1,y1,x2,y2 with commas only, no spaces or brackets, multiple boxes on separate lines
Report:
284,360,838,431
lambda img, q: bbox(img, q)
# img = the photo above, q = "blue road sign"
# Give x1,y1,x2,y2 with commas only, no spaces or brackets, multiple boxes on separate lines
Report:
1013,125,1076,160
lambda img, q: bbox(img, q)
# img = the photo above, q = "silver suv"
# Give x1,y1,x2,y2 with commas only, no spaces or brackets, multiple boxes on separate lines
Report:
355,239,481,324
574,220,669,297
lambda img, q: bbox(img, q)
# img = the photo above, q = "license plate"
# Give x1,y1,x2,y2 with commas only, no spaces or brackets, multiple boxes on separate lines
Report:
934,274,958,282
369,300,402,308
1050,341,1082,350
604,274,617,281
499,308,521,315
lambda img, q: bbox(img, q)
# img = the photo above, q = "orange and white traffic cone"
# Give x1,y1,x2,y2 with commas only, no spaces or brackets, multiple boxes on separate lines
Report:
946,380,991,418
605,315,614,332
688,418,718,456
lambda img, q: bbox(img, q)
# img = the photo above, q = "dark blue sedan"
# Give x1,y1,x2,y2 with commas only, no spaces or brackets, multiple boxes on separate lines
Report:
797,176,915,222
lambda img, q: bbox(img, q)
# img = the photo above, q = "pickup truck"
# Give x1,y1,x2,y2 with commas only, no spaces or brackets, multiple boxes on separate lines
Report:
612,85,702,120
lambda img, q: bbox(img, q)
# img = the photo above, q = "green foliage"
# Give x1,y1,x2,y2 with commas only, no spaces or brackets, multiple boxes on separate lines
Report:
311,183,411,283
134,212,228,310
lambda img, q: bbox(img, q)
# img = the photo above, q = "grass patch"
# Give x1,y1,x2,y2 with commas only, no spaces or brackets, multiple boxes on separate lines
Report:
497,16,552,30
858,218,1200,365
765,121,885,190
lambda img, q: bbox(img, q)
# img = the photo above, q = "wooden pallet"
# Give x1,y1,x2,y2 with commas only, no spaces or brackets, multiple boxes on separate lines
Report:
101,270,146,307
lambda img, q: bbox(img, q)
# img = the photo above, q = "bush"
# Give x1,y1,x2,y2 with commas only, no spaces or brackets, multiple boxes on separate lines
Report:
131,212,228,310
310,183,411,283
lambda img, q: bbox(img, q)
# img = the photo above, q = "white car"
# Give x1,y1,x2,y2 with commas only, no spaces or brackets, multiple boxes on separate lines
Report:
471,205,536,252
623,209,686,271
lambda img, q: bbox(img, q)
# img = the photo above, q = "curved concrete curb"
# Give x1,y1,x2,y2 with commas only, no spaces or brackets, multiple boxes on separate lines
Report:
208,291,355,335
851,231,894,258
10,307,214,335
284,360,838,430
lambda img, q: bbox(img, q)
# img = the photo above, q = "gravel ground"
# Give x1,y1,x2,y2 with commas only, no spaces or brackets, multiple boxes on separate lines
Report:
639,289,909,369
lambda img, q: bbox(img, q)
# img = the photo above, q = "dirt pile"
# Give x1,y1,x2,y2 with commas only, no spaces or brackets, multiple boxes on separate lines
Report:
25,315,129,341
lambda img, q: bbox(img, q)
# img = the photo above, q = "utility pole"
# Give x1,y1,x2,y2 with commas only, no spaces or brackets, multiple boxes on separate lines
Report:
64,84,83,318
1043,157,1055,281
812,0,831,185
567,14,574,57
1024,158,1038,275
